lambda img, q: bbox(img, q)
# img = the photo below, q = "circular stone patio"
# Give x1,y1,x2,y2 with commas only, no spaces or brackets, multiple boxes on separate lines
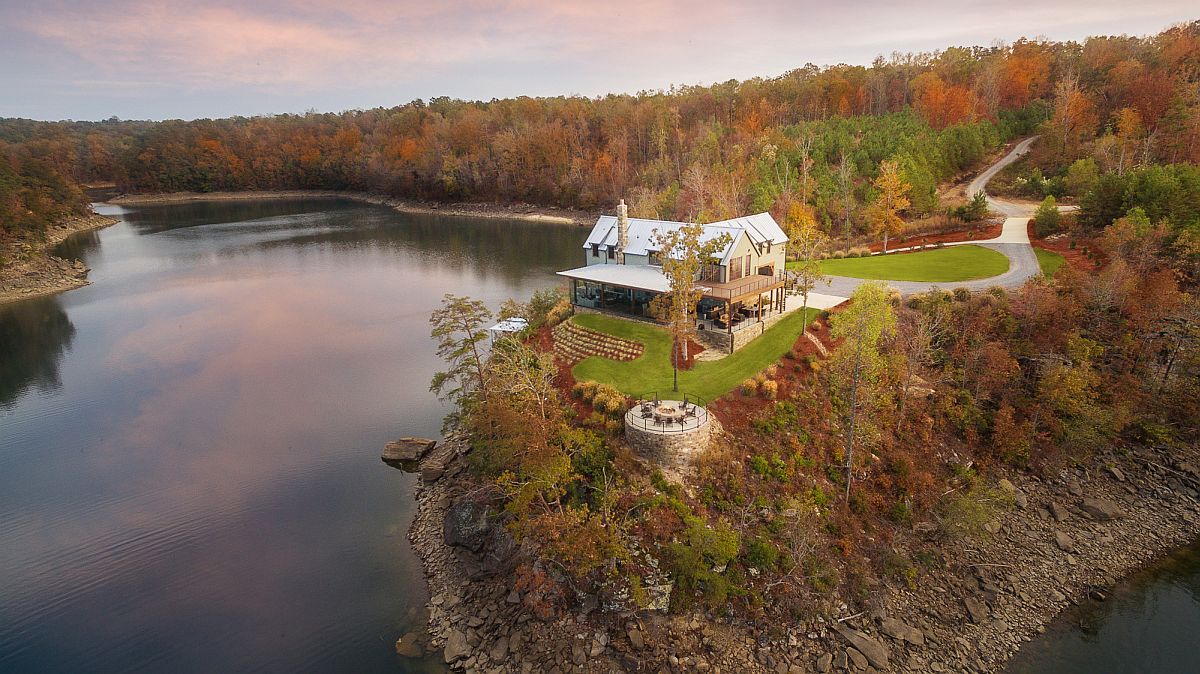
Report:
624,398,716,471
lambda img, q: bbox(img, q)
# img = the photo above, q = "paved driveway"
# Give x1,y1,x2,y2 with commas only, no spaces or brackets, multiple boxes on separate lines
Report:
819,138,1050,302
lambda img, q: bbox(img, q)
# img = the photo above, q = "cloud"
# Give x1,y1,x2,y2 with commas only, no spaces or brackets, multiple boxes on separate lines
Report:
1,0,1196,118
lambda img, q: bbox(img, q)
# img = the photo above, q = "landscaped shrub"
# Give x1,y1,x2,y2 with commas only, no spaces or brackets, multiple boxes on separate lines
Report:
1034,196,1061,236
760,380,778,399
952,287,971,302
545,298,573,327
831,250,846,259
591,392,625,416
573,380,600,401
741,379,759,395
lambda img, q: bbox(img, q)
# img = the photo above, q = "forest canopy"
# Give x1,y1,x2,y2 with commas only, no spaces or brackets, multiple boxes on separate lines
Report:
1,22,1197,241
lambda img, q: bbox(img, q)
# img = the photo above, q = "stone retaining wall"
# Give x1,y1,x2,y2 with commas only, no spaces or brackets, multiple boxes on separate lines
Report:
624,405,719,474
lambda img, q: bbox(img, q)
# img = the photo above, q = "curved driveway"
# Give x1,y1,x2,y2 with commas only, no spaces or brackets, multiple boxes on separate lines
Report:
819,137,1045,302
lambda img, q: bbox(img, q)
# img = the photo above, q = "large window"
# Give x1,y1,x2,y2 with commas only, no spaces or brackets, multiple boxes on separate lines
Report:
648,250,662,266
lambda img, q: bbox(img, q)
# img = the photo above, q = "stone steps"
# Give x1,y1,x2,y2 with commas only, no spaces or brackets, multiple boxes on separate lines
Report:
552,319,644,363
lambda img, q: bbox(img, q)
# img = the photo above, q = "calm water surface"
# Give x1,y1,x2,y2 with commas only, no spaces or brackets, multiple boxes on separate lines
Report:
1006,538,1200,674
0,199,581,673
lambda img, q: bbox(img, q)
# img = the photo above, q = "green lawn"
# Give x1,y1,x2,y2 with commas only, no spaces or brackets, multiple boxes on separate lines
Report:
791,244,1009,282
570,309,816,401
1034,247,1066,277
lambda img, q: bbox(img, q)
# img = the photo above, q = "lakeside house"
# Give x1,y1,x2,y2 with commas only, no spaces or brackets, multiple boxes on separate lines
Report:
557,201,789,352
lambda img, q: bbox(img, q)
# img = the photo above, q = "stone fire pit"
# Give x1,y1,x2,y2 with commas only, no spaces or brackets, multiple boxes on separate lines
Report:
653,404,685,424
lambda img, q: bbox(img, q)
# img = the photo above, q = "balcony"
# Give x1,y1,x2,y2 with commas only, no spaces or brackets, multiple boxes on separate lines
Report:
695,271,785,302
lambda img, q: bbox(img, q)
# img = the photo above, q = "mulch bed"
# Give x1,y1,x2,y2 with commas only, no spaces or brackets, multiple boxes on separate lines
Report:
709,313,838,431
863,222,1004,253
1027,221,1106,272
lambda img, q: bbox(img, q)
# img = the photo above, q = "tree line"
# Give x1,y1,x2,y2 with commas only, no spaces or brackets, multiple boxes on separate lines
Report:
1,23,1196,243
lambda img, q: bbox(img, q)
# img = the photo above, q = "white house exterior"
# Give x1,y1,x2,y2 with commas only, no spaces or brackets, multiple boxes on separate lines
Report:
557,201,789,352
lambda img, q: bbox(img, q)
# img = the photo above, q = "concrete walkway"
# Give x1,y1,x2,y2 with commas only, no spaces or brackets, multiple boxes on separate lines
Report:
819,137,1053,304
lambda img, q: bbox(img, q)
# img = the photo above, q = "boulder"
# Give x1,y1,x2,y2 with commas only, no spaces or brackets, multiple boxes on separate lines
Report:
816,652,833,673
847,647,868,670
963,596,989,624
478,525,520,576
644,582,674,612
394,632,424,658
627,627,645,650
1080,498,1125,522
835,626,889,669
443,500,493,552
443,629,470,663
382,437,436,463
1049,502,1070,522
488,636,509,662
879,617,925,646
1054,530,1076,553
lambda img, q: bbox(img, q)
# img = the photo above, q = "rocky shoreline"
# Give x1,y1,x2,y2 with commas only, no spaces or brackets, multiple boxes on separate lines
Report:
403,431,1200,673
110,190,597,227
0,213,119,306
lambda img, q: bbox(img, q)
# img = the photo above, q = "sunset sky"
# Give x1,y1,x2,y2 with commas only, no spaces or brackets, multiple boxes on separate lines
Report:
2,0,1196,121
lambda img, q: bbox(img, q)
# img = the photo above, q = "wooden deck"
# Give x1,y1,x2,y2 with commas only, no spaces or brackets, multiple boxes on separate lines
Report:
696,273,785,302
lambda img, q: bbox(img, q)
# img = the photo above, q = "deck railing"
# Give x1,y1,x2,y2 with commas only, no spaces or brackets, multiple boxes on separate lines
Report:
695,272,785,301
626,392,709,433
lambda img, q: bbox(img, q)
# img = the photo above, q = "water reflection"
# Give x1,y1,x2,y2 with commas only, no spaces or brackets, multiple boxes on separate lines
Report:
0,200,580,673
0,297,75,407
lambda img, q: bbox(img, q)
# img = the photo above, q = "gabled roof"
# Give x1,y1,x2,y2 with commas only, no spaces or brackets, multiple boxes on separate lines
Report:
581,212,786,264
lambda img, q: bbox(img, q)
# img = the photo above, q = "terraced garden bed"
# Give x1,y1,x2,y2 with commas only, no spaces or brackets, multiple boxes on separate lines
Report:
552,318,645,363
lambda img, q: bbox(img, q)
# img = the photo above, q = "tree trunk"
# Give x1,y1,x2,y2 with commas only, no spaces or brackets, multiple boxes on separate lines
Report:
844,344,863,500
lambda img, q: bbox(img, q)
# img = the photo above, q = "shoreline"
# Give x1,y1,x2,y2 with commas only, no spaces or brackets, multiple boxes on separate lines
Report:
0,213,119,306
109,190,598,227
407,432,1200,672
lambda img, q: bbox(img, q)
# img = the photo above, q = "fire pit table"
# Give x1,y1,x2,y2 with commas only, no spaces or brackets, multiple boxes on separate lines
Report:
653,404,686,425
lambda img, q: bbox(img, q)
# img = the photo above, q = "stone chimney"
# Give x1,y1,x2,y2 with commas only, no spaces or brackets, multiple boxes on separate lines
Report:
616,199,629,264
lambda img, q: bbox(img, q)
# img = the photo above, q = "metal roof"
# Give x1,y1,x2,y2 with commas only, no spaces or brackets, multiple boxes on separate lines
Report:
581,212,787,264
556,264,672,293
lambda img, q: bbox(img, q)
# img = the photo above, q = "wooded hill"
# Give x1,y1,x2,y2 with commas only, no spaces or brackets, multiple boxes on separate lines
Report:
2,22,1198,244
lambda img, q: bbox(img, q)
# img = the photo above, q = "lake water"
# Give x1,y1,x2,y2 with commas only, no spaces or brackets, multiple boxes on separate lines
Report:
1005,538,1200,674
0,199,582,673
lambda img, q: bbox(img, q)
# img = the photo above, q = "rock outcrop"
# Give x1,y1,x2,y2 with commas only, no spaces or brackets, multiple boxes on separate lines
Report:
381,437,436,464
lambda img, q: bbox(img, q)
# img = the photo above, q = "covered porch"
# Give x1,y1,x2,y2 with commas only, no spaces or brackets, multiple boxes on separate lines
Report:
695,272,788,336
556,265,670,319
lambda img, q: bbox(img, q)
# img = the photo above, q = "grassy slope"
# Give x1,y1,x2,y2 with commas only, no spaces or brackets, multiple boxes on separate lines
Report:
792,244,1009,282
570,309,816,401
1034,247,1066,277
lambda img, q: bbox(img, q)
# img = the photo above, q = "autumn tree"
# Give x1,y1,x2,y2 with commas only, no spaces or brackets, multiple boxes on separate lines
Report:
828,282,896,498
1114,107,1145,175
866,159,910,253
787,203,828,335
649,223,732,392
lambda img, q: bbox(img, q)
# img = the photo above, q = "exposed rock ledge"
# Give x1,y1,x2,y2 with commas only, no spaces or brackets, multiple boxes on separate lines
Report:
110,191,596,226
404,432,1200,673
0,213,119,306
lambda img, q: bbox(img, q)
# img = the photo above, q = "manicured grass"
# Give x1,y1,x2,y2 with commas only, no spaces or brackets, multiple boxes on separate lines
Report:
570,309,816,401
791,244,1009,282
1034,247,1066,278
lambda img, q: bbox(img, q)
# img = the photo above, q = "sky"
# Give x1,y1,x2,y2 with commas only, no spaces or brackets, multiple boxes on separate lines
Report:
1,0,1196,122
